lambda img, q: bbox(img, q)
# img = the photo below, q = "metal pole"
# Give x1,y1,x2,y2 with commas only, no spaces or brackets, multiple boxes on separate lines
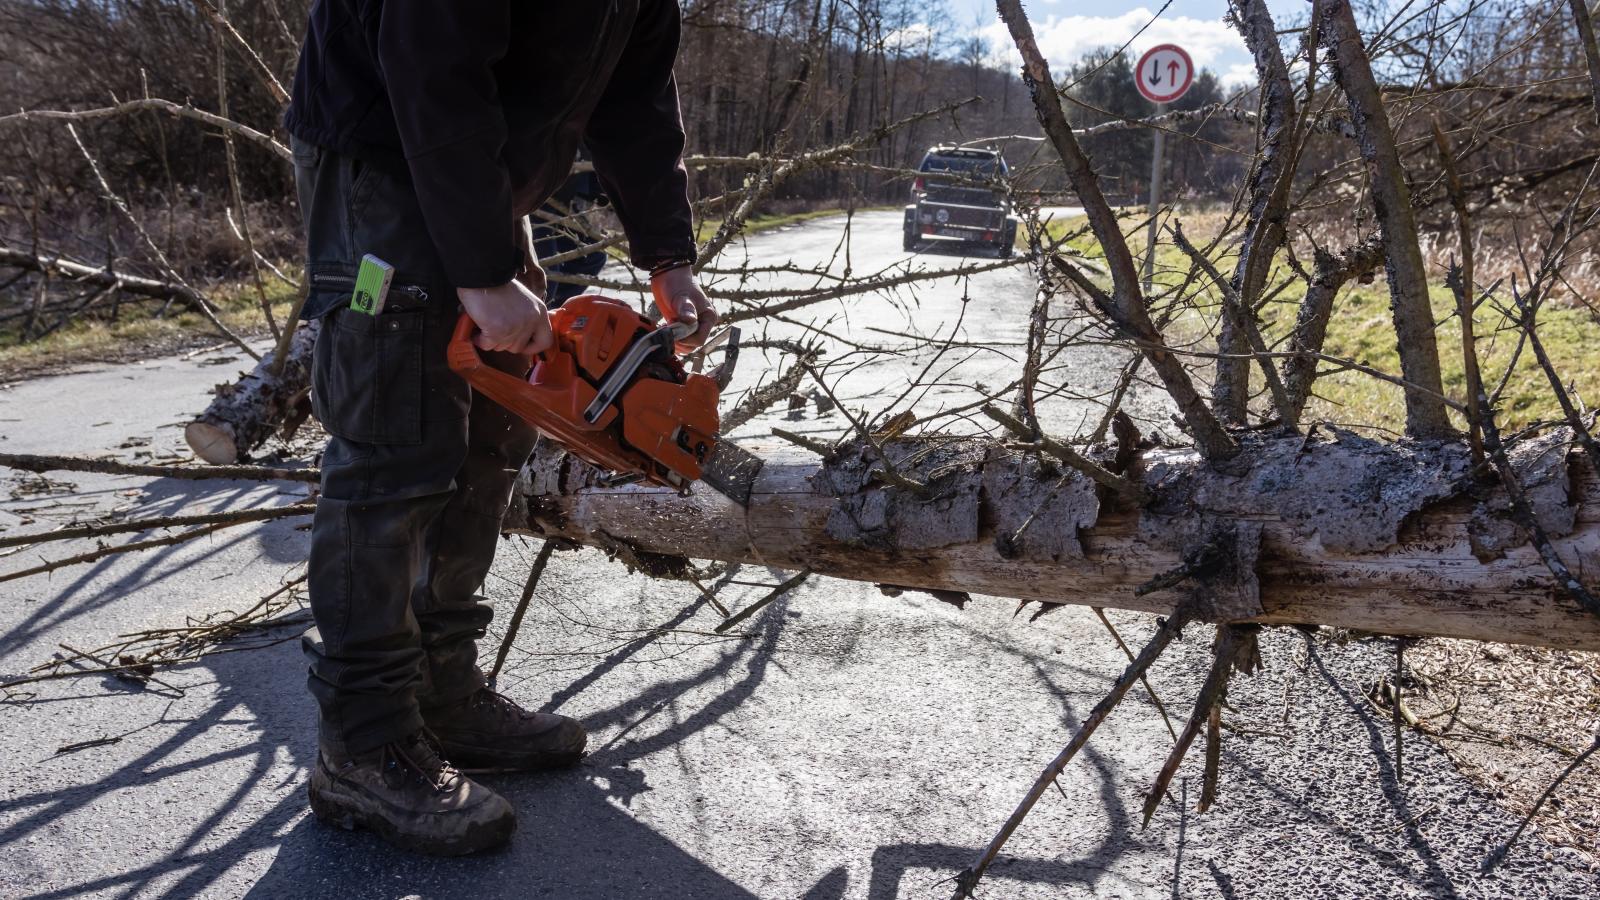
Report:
1141,102,1167,293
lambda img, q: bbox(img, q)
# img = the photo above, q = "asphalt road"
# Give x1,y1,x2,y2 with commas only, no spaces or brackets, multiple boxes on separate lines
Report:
1,212,1596,899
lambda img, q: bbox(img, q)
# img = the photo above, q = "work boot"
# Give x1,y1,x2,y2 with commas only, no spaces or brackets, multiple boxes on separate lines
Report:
308,731,516,855
425,688,587,772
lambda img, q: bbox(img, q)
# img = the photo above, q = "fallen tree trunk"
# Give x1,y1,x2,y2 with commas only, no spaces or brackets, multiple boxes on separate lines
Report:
506,430,1600,651
1,244,199,303
185,319,318,464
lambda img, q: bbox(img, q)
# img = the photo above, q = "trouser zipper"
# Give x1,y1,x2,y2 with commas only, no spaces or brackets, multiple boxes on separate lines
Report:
310,272,431,304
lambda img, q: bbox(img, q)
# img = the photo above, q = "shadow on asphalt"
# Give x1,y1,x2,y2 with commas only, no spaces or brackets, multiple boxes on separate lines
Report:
6,550,1128,899
0,475,308,662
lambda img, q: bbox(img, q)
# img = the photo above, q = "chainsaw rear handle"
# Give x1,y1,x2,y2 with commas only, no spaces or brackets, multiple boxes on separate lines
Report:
446,311,617,438
447,310,554,364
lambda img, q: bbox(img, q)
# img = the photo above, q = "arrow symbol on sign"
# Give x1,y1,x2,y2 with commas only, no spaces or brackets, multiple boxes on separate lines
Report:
1148,60,1162,85
1168,60,1179,84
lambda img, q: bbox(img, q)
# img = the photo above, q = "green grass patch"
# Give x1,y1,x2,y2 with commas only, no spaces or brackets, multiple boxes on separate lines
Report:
1294,283,1600,433
1036,210,1600,432
0,276,299,379
693,205,894,244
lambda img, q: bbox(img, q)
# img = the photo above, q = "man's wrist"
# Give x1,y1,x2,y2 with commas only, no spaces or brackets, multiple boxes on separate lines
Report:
649,258,695,278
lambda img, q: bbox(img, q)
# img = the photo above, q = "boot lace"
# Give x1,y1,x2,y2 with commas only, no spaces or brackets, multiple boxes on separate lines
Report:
382,731,460,793
470,688,527,721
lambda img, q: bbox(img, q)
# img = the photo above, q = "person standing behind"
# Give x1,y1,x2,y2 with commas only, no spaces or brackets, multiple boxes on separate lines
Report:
532,166,612,308
284,0,716,855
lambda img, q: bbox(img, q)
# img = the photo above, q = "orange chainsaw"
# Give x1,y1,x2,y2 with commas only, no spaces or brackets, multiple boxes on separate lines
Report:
446,285,761,505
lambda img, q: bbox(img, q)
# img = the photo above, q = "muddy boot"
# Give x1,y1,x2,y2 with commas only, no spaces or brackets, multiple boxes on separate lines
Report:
308,731,516,855
426,688,587,772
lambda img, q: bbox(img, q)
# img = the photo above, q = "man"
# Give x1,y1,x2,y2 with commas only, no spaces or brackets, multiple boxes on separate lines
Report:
284,0,715,855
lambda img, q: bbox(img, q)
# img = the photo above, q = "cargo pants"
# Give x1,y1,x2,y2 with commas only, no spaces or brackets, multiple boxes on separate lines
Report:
292,137,540,757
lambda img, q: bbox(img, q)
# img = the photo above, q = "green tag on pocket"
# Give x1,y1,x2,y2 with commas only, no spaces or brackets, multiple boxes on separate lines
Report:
350,254,395,316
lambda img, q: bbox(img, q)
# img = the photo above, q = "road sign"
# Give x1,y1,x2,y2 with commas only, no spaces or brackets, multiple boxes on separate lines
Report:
1134,44,1194,105
1133,44,1193,291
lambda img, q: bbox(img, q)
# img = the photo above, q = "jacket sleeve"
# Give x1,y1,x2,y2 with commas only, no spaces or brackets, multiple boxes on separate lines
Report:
375,0,522,288
585,0,697,271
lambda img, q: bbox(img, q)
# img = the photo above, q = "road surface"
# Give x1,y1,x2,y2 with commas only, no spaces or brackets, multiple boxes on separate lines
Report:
1,211,1594,899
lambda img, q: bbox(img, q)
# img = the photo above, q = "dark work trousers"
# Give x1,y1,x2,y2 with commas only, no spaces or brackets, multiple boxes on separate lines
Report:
292,137,540,757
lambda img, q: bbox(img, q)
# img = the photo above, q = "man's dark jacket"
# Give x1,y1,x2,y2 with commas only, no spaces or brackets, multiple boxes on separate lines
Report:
285,0,695,289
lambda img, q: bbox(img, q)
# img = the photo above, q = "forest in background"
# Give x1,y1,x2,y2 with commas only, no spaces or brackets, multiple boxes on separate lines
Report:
0,0,1595,355
0,0,1243,296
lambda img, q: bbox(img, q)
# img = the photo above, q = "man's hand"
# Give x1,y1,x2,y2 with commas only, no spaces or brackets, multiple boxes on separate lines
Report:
457,280,552,355
650,264,718,353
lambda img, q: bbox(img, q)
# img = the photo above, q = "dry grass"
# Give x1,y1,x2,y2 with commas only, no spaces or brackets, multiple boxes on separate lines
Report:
1042,204,1600,863
1405,639,1600,865
1041,204,1600,434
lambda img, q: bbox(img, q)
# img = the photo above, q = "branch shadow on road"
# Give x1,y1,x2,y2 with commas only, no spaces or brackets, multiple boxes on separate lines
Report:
6,551,1157,899
5,565,797,899
0,475,308,661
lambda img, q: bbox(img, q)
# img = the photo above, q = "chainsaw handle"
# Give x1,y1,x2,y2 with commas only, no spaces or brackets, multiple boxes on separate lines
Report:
449,311,550,365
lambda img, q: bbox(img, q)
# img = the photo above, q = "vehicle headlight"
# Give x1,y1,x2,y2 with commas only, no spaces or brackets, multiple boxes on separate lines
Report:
920,213,933,224
935,209,949,224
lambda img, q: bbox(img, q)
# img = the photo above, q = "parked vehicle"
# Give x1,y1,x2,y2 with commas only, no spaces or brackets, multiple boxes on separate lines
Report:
903,145,1019,257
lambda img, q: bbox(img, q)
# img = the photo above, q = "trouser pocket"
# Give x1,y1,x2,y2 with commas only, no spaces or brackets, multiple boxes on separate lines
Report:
312,306,427,445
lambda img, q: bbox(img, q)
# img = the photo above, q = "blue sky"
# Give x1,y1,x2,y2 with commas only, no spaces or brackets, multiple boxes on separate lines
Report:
946,1,1307,87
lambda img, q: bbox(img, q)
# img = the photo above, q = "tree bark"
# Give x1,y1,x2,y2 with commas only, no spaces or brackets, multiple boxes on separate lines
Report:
185,318,318,464
1215,0,1300,425
508,432,1600,651
1318,0,1454,439
1281,235,1385,417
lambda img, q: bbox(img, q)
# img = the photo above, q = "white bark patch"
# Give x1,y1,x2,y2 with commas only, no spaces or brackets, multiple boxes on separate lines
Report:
1143,430,1472,555
819,441,1101,559
820,440,986,550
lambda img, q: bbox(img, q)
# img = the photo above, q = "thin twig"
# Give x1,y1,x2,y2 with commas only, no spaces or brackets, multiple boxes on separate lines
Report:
714,570,811,634
0,502,313,550
953,607,1193,899
488,541,556,682
0,452,318,483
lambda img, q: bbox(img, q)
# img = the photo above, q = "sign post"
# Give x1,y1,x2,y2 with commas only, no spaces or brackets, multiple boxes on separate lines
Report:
1134,43,1194,292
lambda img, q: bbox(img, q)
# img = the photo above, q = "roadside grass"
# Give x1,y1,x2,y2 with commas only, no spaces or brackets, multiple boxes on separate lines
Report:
0,206,891,380
693,205,894,244
1036,209,1600,433
0,278,299,380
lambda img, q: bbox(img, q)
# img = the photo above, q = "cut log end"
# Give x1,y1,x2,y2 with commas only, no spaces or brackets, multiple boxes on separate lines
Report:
184,421,239,465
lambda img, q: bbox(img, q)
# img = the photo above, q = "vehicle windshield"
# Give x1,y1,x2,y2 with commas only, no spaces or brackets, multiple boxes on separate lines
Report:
921,154,1001,178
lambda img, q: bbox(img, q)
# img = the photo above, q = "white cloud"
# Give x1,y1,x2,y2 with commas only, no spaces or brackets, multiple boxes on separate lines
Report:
1221,62,1259,89
974,7,1248,78
887,22,938,53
